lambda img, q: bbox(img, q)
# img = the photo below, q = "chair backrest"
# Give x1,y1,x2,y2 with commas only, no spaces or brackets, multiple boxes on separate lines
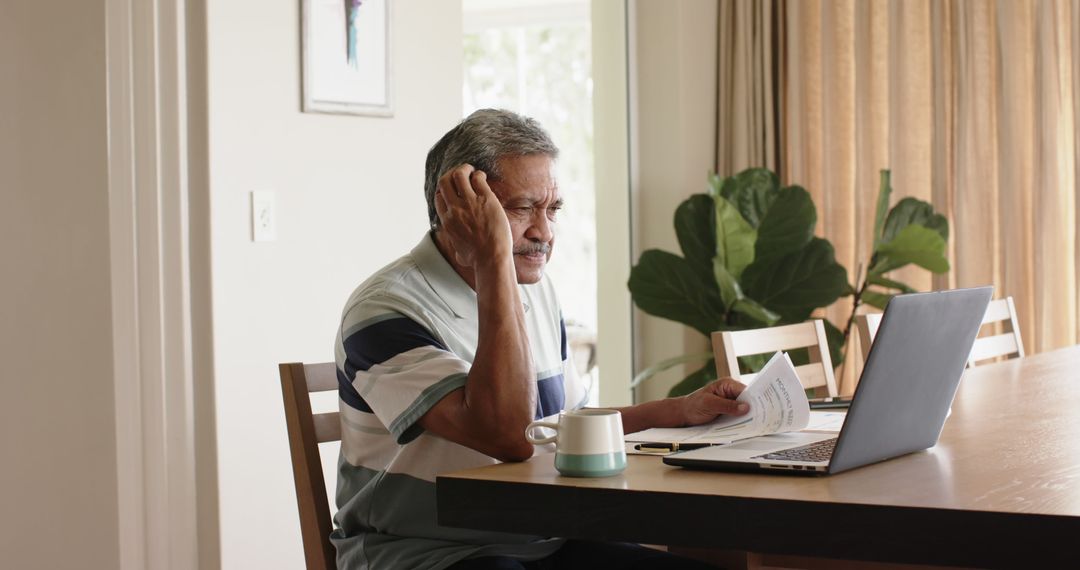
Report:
857,297,1025,367
967,297,1026,366
279,362,341,570
855,312,883,363
565,321,598,378
710,319,838,397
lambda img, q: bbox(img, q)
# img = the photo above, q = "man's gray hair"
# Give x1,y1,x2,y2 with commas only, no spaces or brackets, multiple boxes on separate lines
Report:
424,109,559,228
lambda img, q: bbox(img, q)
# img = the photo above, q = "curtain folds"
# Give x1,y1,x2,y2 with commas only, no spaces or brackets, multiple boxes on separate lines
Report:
719,0,1080,392
716,0,780,174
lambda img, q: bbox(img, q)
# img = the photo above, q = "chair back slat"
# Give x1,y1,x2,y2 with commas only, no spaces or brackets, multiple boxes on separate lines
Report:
855,313,883,363
739,363,828,391
279,362,338,570
966,297,1025,365
856,297,1025,369
982,298,1012,323
304,362,339,392
794,363,828,391
711,320,838,397
721,324,821,355
969,333,1021,364
313,412,342,444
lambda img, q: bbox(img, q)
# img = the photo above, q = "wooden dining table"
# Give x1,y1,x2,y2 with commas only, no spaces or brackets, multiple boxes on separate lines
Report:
436,346,1080,568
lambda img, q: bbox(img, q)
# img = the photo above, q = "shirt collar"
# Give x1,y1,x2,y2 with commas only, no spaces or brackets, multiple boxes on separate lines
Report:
411,232,477,320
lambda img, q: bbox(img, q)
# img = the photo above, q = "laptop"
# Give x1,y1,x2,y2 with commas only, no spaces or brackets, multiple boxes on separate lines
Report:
664,286,993,475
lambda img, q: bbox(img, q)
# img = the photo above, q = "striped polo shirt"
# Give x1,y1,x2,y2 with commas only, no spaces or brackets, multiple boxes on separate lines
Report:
330,233,588,570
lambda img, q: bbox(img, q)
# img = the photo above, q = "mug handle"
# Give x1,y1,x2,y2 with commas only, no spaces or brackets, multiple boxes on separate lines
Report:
525,421,559,445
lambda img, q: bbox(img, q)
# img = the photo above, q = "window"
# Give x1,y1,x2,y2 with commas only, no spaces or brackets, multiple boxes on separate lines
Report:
463,0,598,402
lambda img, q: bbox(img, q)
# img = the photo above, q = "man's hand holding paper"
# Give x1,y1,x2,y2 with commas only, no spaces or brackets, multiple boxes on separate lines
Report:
693,352,810,442
626,351,811,447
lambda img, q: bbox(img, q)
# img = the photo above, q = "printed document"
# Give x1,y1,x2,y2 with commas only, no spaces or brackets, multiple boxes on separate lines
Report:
627,351,812,446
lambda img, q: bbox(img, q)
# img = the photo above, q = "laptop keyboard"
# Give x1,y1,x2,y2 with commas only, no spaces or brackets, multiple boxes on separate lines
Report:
753,438,837,462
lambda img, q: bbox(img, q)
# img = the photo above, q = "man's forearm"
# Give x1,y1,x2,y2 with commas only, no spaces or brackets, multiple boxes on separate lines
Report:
614,397,686,434
464,253,535,450
614,378,749,433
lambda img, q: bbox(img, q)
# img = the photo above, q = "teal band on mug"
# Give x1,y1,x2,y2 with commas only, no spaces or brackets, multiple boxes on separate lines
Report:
554,451,627,477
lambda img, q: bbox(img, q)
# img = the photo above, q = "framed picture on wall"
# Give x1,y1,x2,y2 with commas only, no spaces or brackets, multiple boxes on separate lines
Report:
302,0,393,116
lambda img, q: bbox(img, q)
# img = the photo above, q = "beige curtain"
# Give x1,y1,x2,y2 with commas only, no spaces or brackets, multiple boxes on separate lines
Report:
716,0,781,173
720,0,1080,393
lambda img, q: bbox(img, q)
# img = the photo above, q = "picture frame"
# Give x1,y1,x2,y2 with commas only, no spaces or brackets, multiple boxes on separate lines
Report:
301,0,393,117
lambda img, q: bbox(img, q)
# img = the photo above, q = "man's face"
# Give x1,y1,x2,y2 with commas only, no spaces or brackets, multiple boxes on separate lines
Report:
487,154,561,284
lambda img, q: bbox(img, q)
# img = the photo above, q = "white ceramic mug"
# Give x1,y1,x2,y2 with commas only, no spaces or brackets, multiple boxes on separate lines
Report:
525,409,627,477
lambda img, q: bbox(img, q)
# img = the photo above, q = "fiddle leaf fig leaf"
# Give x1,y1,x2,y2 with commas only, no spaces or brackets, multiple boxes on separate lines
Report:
754,186,816,261
628,249,724,336
713,262,741,310
872,170,893,250
732,298,780,326
871,224,949,275
736,353,770,375
861,290,893,310
714,253,778,327
675,194,719,288
881,197,949,244
741,238,849,323
707,173,725,198
718,168,780,228
714,196,756,279
866,273,916,293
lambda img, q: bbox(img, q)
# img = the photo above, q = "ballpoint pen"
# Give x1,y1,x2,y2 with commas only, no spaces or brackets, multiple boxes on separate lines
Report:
633,442,711,452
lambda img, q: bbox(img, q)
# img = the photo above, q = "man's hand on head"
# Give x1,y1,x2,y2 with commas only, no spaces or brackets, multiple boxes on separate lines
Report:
434,164,513,269
678,378,749,426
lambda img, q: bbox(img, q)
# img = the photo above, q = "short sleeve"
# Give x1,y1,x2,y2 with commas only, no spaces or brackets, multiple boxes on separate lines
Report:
338,306,470,444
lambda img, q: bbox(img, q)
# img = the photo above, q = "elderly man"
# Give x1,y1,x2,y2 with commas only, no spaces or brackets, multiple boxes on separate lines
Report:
331,109,747,569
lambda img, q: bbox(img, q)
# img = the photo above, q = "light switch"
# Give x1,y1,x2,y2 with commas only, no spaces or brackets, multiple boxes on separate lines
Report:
251,191,277,242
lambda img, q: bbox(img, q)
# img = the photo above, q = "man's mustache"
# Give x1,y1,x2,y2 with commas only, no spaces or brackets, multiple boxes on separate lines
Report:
514,243,551,256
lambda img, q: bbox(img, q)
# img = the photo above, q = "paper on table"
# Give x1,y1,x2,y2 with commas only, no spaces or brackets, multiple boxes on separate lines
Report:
806,410,846,432
626,351,810,446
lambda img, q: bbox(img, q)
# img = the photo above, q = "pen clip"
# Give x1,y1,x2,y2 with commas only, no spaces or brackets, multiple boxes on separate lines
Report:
634,442,712,452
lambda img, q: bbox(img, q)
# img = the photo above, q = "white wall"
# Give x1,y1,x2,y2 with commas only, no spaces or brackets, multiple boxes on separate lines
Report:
592,0,634,406
0,2,120,569
631,0,719,402
205,1,463,567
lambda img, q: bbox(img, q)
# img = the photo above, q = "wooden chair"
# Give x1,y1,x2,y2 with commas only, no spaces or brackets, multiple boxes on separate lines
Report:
855,312,883,363
280,362,341,570
710,320,838,397
856,297,1025,367
967,296,1026,366
565,322,598,379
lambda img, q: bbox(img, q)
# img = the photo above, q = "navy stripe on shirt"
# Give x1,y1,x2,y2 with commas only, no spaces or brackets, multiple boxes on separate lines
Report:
339,315,447,414
535,374,566,419
337,368,373,413
342,316,448,373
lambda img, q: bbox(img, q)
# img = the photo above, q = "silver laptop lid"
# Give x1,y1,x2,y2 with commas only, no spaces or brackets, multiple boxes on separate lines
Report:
828,286,993,474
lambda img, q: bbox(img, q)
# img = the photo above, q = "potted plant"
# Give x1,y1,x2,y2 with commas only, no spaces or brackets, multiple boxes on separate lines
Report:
628,168,949,396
